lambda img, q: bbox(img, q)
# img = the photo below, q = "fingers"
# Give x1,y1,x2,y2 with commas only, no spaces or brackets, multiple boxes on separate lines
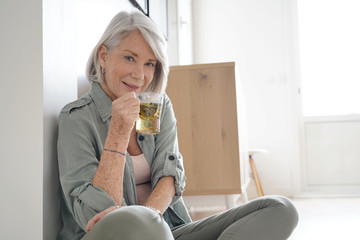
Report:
86,206,120,231
112,92,140,115
111,92,140,128
108,92,141,135
116,92,140,107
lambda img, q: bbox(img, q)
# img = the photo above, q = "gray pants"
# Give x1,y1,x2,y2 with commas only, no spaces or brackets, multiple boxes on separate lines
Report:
83,195,298,240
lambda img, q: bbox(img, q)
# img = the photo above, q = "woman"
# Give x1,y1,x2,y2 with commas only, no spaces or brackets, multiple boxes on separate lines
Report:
57,10,298,240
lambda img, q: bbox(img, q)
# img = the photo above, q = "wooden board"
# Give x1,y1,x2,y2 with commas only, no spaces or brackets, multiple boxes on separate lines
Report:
166,62,242,195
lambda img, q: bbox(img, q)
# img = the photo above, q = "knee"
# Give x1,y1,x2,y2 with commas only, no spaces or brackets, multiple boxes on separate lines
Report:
267,195,299,228
86,206,173,240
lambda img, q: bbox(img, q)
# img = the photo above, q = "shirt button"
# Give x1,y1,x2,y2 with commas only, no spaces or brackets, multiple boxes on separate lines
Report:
168,155,175,161
138,135,145,141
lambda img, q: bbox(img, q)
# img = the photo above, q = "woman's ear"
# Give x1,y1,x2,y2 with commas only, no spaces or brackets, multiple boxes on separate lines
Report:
98,45,108,67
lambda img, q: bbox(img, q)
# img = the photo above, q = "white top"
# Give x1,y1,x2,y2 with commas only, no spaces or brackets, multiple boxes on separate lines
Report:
131,153,152,205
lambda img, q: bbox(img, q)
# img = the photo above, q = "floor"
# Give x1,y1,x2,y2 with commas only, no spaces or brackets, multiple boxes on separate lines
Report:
187,183,360,239
289,197,360,240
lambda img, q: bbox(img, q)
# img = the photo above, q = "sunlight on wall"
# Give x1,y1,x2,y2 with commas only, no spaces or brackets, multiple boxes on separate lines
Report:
298,0,360,116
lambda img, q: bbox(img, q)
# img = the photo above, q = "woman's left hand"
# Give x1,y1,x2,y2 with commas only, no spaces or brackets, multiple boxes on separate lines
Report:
86,206,120,231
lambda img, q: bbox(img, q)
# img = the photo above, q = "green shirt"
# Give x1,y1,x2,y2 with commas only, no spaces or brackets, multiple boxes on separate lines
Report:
57,82,191,240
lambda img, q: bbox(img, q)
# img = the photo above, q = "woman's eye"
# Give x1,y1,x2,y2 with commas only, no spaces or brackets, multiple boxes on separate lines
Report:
125,56,134,61
146,62,156,67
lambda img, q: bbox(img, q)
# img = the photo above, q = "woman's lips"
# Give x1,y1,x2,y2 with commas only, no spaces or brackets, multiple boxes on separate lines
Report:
123,82,140,91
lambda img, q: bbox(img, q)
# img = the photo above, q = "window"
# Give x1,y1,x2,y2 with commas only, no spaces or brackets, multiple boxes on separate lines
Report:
298,0,360,116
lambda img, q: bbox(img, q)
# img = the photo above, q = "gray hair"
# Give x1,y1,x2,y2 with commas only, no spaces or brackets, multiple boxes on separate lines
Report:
86,10,168,93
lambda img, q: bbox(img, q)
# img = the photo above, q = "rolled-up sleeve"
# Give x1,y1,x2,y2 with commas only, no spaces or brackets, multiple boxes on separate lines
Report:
57,110,119,230
150,94,186,204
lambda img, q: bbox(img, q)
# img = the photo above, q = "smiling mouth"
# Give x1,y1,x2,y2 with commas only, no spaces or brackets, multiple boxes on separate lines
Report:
123,82,140,91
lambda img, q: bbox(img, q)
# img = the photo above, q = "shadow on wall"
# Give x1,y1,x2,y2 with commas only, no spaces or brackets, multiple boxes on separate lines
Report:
43,114,62,239
78,75,91,98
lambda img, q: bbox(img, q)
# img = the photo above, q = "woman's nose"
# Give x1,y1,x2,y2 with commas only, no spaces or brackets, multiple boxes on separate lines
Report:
130,64,144,80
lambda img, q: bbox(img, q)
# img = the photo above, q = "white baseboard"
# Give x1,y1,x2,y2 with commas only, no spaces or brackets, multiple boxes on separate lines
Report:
262,187,295,198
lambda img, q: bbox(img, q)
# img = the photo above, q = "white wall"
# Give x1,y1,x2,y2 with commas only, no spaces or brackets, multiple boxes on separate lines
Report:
192,0,301,196
0,0,44,238
0,0,78,239
302,116,360,195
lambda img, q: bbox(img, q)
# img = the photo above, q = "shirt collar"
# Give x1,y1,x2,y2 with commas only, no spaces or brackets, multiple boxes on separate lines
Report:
89,81,112,122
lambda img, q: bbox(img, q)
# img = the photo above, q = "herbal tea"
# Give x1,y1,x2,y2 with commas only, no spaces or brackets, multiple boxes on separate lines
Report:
136,103,162,134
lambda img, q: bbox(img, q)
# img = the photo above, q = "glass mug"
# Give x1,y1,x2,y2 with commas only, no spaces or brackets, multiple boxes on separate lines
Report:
136,92,163,135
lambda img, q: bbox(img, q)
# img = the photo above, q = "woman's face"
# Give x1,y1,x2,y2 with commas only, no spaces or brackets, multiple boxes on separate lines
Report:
98,30,157,100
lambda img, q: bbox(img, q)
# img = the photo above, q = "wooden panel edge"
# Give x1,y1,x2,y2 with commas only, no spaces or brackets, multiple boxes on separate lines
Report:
170,62,235,71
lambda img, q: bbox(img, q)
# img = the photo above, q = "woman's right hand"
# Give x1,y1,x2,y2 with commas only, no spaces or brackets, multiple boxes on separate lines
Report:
108,91,140,139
